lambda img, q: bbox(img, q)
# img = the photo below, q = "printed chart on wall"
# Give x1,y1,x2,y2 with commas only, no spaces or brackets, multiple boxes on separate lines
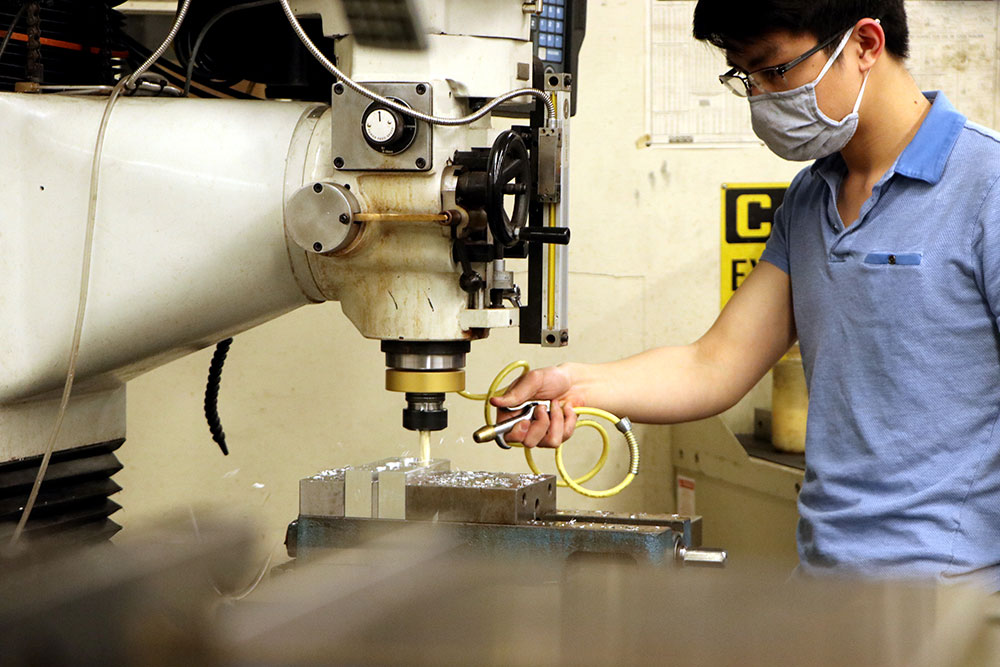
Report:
647,0,758,146
720,184,788,309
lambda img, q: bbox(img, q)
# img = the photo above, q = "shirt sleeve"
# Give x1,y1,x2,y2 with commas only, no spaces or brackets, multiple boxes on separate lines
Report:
759,192,791,275
759,167,814,275
972,174,1000,320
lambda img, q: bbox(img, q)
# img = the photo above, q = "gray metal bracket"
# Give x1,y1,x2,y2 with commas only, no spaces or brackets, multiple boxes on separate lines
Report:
330,81,433,172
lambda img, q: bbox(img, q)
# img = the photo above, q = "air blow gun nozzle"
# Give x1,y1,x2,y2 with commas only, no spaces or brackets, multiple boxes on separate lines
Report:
473,400,549,450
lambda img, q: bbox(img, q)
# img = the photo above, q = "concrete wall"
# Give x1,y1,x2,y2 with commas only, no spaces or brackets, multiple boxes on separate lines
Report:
115,0,997,555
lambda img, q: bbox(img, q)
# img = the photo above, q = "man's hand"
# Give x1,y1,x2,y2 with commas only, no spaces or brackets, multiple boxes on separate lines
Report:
490,366,582,448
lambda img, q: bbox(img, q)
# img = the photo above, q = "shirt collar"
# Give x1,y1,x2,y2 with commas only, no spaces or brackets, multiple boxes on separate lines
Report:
810,91,966,185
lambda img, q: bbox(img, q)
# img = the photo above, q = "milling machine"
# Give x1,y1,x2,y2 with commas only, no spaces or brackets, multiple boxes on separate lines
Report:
0,0,720,566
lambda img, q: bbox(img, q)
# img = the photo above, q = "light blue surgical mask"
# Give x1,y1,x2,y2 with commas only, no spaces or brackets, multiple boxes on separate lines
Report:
749,29,871,161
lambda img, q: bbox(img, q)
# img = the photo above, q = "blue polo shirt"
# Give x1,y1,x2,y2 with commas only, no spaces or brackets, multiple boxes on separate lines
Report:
761,92,1000,589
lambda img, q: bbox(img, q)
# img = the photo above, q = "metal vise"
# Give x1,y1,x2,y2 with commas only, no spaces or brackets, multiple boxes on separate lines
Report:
288,457,726,567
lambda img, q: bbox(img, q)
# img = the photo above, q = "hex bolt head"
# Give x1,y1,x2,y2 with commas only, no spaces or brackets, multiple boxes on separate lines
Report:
415,157,427,169
313,242,323,252
334,83,345,95
334,157,345,168
312,183,323,193
339,213,350,224
416,83,427,95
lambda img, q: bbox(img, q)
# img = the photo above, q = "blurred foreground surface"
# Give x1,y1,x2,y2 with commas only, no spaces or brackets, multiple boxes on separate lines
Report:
2,516,999,666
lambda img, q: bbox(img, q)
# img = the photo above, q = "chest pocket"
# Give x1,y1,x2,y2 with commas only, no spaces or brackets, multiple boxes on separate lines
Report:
847,251,930,330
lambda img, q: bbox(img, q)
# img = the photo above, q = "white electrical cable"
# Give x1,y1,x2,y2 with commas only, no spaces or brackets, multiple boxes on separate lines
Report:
0,4,26,64
8,0,193,548
188,507,278,602
276,0,556,126
7,79,126,547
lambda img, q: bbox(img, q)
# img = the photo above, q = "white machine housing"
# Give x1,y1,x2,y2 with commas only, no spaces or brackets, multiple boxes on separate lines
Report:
0,0,559,461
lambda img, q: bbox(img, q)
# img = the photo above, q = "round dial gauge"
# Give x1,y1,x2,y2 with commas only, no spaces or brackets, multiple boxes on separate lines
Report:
359,99,418,156
363,108,400,145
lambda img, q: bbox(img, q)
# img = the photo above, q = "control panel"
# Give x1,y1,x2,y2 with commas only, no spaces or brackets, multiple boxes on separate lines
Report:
530,0,587,116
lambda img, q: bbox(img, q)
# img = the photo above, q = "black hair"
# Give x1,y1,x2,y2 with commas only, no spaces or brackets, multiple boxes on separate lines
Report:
692,0,909,59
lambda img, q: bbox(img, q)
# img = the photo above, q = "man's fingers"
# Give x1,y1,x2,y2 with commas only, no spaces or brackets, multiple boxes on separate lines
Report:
541,400,564,448
521,405,551,448
490,370,540,407
563,402,578,440
508,420,530,443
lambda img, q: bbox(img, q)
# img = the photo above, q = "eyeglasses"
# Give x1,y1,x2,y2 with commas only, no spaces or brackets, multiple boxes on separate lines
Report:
719,28,851,97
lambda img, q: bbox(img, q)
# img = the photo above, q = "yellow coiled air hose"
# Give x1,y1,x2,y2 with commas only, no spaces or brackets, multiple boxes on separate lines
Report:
460,361,640,498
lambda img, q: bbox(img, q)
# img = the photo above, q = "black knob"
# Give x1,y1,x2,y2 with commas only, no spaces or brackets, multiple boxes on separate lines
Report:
518,226,571,245
361,99,417,155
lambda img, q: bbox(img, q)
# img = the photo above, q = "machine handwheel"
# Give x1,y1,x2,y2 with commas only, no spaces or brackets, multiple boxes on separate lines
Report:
486,130,532,247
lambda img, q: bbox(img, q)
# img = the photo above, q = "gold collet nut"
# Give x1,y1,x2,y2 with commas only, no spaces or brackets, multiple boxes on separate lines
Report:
385,369,466,393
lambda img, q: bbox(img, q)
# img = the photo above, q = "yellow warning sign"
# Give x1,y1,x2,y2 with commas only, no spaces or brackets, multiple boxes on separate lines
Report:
720,183,788,309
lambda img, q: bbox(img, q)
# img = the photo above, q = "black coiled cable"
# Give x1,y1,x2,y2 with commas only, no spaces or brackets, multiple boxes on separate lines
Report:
181,0,276,97
204,338,233,455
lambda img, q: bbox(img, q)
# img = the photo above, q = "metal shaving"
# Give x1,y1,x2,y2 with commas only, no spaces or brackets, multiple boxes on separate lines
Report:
310,467,348,480
411,470,552,489
309,456,435,481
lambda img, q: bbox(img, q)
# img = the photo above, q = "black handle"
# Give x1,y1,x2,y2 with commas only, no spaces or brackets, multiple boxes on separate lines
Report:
519,226,571,245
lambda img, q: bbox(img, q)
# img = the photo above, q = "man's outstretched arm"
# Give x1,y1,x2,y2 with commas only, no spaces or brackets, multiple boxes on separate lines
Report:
494,261,796,447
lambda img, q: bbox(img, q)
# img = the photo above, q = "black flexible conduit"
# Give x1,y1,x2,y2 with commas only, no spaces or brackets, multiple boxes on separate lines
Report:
204,338,233,456
24,1,41,83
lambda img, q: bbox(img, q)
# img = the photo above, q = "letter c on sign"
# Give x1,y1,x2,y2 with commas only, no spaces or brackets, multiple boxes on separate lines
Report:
735,194,772,239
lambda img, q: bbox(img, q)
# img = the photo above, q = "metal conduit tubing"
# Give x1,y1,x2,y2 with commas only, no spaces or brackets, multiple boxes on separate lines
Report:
276,0,556,127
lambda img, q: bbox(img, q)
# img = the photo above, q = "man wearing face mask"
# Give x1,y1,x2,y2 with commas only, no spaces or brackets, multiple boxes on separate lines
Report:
495,0,1000,589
